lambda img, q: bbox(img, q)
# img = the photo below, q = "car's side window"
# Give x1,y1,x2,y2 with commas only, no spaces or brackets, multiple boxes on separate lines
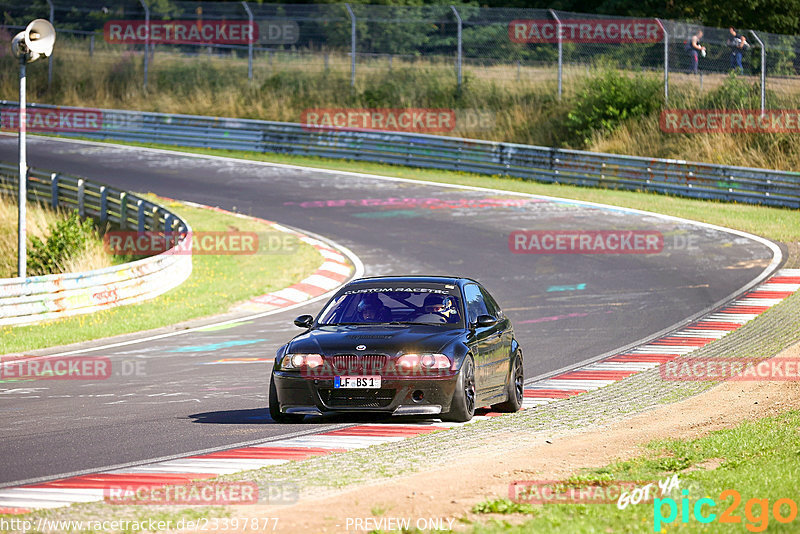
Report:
464,284,489,325
480,287,503,319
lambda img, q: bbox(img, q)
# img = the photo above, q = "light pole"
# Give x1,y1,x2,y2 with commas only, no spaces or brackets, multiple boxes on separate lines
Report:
11,19,56,278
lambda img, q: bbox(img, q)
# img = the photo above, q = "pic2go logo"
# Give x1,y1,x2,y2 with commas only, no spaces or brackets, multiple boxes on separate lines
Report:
654,489,799,532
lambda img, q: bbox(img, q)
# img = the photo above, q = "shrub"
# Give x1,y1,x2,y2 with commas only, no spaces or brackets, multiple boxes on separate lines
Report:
27,211,97,276
565,69,662,147
700,72,772,110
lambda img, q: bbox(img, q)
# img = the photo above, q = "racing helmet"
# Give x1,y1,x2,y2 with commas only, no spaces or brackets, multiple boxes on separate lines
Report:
357,294,383,320
423,293,456,317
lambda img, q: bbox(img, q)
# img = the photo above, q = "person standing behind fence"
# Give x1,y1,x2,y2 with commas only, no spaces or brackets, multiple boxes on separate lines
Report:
686,30,706,74
726,27,749,73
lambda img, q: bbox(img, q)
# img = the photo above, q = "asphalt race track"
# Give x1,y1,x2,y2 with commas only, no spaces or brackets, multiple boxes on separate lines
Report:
0,136,779,486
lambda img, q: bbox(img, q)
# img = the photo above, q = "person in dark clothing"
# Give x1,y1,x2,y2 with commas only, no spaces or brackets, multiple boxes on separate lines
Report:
687,30,706,74
727,27,749,73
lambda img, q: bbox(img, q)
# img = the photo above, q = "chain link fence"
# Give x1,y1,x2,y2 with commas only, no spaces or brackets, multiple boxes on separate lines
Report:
2,1,799,108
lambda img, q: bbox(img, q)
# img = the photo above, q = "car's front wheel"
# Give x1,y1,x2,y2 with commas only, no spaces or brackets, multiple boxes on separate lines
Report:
492,351,523,413
269,376,305,424
442,356,476,423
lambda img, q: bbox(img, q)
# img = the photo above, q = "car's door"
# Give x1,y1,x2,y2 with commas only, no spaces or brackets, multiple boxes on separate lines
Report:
480,285,513,391
463,283,502,396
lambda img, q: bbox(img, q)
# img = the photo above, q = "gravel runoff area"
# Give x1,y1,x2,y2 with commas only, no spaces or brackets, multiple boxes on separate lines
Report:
13,251,799,533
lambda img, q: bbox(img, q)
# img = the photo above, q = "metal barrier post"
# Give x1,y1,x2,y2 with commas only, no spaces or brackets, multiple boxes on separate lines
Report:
451,5,462,88
137,200,145,232
77,178,85,217
656,19,669,103
99,186,108,223
345,3,356,87
549,9,562,100
89,34,95,57
749,30,766,116
119,192,128,229
242,1,254,81
139,0,149,89
50,173,58,209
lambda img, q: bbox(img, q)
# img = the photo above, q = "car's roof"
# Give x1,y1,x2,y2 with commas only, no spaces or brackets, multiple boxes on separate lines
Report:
346,275,477,287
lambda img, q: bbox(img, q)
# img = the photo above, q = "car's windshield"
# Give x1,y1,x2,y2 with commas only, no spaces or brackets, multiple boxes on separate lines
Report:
318,286,464,327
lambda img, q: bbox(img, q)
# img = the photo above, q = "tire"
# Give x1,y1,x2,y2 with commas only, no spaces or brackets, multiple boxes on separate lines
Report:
269,376,304,424
442,356,476,423
492,351,523,413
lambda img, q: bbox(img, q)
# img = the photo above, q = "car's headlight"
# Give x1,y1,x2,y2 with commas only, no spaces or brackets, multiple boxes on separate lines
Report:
279,353,324,371
396,353,452,372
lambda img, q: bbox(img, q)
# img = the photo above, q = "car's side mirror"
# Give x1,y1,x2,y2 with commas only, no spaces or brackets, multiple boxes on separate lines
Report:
293,314,314,328
474,314,498,328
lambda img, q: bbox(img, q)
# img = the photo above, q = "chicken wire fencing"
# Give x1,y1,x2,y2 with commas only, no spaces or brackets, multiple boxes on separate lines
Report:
2,1,799,108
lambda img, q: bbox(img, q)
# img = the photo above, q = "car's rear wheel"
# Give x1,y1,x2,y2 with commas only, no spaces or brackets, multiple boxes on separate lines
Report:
492,351,523,413
269,376,305,424
442,356,476,422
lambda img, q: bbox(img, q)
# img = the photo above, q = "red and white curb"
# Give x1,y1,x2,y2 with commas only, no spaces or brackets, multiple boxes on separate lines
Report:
521,268,800,408
172,201,355,314
2,268,798,515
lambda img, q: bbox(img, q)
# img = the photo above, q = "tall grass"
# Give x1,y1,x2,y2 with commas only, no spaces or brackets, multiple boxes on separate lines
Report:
3,39,800,170
0,195,113,278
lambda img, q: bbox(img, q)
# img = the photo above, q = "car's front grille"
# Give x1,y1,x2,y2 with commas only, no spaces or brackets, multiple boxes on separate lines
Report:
327,354,387,375
319,388,395,408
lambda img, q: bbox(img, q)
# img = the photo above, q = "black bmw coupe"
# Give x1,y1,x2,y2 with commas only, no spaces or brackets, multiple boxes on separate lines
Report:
269,276,524,423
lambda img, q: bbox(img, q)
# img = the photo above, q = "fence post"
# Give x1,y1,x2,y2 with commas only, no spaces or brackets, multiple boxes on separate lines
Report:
137,200,145,232
90,33,95,57
242,1,254,81
50,173,59,209
451,5,462,88
549,9,562,100
749,30,766,116
656,19,669,103
120,192,128,229
77,178,85,217
345,3,356,87
139,0,149,89
46,0,54,87
99,186,108,224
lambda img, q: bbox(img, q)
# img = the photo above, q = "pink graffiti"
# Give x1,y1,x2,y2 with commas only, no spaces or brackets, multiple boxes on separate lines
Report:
518,312,589,324
284,197,544,210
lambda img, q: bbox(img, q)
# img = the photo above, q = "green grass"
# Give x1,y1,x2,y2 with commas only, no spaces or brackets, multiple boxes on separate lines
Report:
83,140,800,244
469,410,800,533
0,196,324,354
473,499,538,516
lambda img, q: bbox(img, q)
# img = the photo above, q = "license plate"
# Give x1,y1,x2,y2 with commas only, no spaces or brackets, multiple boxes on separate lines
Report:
334,376,381,389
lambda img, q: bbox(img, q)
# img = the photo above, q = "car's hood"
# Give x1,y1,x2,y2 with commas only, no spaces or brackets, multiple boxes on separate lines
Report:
288,325,464,356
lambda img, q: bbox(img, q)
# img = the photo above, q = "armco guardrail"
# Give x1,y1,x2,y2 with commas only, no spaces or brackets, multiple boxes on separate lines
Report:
2,102,799,209
0,162,191,326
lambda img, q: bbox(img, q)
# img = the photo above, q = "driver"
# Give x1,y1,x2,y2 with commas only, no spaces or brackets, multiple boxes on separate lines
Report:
356,294,389,322
418,294,458,323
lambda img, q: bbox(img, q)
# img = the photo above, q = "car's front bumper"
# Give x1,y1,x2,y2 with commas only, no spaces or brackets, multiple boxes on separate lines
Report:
271,371,459,416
